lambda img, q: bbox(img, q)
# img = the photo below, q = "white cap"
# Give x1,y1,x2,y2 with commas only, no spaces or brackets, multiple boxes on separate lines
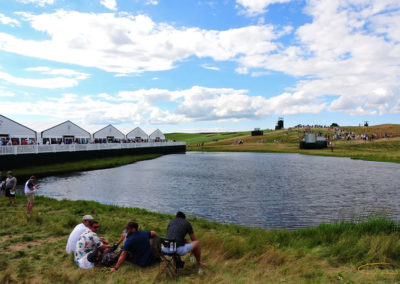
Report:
82,215,94,221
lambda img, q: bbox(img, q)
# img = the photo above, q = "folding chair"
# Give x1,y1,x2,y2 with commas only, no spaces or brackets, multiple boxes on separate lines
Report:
159,237,184,278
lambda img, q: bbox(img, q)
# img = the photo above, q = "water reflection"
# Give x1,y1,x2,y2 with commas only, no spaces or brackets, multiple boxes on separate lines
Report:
32,152,400,230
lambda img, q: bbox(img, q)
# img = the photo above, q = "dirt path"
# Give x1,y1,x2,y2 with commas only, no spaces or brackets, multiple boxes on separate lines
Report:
5,236,65,252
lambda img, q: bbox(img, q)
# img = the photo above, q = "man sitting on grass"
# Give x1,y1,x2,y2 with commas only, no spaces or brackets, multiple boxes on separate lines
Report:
108,221,158,272
162,211,206,269
75,219,110,269
66,215,94,254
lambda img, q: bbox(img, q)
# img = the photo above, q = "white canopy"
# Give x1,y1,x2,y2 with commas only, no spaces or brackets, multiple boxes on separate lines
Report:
93,124,125,139
41,120,91,139
0,114,36,138
126,127,148,140
149,129,165,141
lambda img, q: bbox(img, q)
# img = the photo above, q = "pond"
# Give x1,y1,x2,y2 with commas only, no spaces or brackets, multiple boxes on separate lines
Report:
22,152,400,230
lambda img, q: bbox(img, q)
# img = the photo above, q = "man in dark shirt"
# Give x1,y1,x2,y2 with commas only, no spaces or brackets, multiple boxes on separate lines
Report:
108,221,157,273
163,211,205,268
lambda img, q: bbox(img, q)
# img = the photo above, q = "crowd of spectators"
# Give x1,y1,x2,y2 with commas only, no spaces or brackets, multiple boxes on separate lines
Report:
331,129,392,141
0,137,155,146
0,138,37,146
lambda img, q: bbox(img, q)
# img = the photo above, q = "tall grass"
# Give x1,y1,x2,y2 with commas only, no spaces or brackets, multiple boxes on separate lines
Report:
1,196,398,283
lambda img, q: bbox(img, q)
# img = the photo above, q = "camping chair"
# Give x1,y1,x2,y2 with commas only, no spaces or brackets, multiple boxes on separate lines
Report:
159,237,184,278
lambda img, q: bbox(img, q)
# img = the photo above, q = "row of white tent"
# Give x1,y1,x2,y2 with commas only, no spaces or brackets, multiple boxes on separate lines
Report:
0,114,166,144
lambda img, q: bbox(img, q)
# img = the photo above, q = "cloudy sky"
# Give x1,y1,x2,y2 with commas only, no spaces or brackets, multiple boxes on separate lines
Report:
0,0,399,133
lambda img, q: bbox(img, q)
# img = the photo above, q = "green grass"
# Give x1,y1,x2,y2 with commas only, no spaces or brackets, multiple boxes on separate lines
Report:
1,196,400,283
166,131,253,145
166,124,400,164
2,154,162,180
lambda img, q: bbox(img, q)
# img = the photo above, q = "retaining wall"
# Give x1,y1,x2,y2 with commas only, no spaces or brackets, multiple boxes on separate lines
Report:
0,144,186,170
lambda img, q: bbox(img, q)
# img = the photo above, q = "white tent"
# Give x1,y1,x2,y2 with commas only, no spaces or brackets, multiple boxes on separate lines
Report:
0,114,37,145
126,127,148,142
149,129,165,142
93,124,125,142
41,120,91,144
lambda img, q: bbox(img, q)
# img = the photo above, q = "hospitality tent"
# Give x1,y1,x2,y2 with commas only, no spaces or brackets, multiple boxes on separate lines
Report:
0,114,37,145
40,120,91,144
149,129,165,142
126,127,148,142
93,124,126,143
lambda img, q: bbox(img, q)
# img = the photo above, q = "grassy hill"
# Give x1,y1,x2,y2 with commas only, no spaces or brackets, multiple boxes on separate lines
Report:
166,124,400,163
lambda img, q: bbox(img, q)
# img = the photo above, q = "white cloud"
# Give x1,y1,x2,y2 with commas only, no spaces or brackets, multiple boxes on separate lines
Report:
1,0,400,119
0,67,89,89
145,0,158,5
0,89,15,97
0,85,327,125
233,0,400,116
16,0,55,6
236,0,292,16
26,66,90,80
201,64,220,71
100,0,117,11
0,11,279,74
0,71,80,89
0,13,20,27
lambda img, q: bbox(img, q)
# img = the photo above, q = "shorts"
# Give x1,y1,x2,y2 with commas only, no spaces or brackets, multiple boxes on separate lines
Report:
5,188,14,197
75,254,94,269
26,193,35,203
162,243,193,256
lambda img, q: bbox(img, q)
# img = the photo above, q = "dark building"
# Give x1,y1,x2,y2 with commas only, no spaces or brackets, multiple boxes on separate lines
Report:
275,117,284,130
251,128,263,136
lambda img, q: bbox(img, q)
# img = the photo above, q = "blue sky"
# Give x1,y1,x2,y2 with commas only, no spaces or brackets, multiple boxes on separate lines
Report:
0,0,399,134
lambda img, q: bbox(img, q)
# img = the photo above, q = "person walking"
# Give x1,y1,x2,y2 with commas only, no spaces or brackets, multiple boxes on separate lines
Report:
5,171,17,206
24,176,39,214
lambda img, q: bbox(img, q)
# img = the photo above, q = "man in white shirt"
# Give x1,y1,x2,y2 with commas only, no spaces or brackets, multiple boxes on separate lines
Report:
66,215,94,254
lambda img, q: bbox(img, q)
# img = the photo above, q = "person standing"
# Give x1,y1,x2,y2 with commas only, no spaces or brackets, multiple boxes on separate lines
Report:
0,171,6,192
66,215,94,254
5,171,17,206
24,176,39,214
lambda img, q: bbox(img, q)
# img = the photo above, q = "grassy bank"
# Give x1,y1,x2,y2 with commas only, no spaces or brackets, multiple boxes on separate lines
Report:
166,124,400,163
1,196,400,283
1,154,162,181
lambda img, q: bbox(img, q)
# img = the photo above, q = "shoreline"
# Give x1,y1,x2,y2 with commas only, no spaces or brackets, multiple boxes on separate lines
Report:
1,153,163,181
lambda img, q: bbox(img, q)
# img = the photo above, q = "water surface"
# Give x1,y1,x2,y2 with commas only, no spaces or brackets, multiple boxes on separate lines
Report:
31,152,400,230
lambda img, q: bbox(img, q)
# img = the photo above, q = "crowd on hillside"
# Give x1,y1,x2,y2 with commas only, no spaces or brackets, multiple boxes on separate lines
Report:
331,129,393,141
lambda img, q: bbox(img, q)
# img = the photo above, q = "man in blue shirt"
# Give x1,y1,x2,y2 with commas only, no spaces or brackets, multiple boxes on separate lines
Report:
108,221,157,272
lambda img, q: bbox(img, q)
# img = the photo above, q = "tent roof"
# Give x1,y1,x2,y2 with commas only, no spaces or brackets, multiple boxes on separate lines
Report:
149,129,165,139
126,126,148,138
93,124,126,139
0,114,37,137
41,120,91,138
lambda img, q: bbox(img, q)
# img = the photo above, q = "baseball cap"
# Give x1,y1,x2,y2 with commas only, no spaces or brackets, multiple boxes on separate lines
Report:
82,215,94,221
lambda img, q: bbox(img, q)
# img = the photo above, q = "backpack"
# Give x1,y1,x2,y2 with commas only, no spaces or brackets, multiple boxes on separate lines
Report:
100,250,120,267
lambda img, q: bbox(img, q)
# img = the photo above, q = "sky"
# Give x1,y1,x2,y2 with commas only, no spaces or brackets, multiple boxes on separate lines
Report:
0,0,399,134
